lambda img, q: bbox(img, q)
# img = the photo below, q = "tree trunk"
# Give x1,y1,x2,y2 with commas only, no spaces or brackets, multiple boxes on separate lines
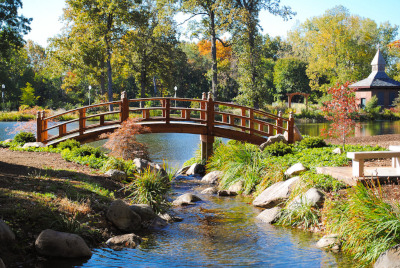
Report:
106,55,113,111
210,10,218,100
248,20,258,109
140,52,147,108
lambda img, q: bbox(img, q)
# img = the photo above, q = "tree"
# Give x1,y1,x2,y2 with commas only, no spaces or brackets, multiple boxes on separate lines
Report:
63,0,142,110
288,6,398,92
20,82,38,107
0,0,31,58
321,81,359,149
231,0,295,108
273,57,310,99
179,0,232,100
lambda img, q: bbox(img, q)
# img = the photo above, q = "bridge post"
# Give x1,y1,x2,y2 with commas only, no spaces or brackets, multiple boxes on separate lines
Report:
79,108,86,135
165,98,170,124
200,92,215,162
200,92,206,123
36,111,42,142
287,112,294,143
120,91,129,122
276,111,283,135
41,111,48,141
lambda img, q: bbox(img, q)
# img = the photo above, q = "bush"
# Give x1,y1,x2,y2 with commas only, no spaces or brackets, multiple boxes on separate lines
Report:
57,139,81,150
263,141,292,156
127,169,170,213
14,131,36,144
71,145,104,158
298,136,327,148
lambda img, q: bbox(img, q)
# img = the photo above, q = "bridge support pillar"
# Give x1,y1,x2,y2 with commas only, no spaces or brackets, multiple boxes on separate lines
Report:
200,134,214,162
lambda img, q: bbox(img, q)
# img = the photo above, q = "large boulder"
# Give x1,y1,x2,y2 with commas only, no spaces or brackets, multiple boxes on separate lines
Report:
35,229,92,258
3,139,12,143
105,169,127,182
172,193,202,206
201,187,218,195
107,200,142,232
106,234,142,250
0,219,15,242
284,163,307,177
374,244,400,268
253,176,301,208
186,163,206,176
228,181,243,195
218,190,237,197
260,134,287,151
133,158,168,178
130,204,167,228
256,207,282,224
201,171,223,184
284,125,303,142
316,234,340,252
287,188,325,210
0,258,5,268
22,142,45,148
176,166,191,176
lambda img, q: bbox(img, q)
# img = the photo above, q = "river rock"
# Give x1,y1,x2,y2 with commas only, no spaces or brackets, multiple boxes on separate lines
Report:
35,229,92,258
176,166,191,175
172,193,202,206
201,187,218,195
0,219,15,242
186,163,206,176
133,158,168,178
107,199,142,232
287,188,325,210
3,139,12,143
332,148,342,154
374,244,400,268
106,233,142,250
22,142,45,148
201,171,223,184
260,134,287,151
105,169,127,182
253,176,301,208
228,181,243,194
256,207,282,224
218,190,238,197
159,213,183,223
284,125,303,142
316,234,340,252
284,163,307,177
130,204,157,222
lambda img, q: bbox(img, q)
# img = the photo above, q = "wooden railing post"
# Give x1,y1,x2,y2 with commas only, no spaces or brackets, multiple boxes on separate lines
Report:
79,108,86,135
165,98,170,124
162,99,166,118
249,109,254,135
200,92,206,123
120,91,129,122
276,111,283,135
287,112,294,143
41,111,48,141
241,108,246,130
36,111,42,142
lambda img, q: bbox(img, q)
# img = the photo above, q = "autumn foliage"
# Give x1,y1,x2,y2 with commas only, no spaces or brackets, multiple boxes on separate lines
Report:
102,118,151,160
321,81,359,148
197,39,231,61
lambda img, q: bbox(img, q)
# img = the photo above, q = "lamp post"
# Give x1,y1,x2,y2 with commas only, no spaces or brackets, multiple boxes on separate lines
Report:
88,85,92,105
1,84,4,111
174,86,177,107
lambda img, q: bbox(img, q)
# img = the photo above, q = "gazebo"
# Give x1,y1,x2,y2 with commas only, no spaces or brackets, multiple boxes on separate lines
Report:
349,48,400,108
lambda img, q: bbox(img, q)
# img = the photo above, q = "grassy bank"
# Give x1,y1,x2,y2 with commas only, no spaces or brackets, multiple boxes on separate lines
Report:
186,137,397,266
0,138,173,266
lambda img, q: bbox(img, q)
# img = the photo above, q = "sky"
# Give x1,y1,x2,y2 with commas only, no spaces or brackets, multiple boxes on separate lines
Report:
21,0,400,48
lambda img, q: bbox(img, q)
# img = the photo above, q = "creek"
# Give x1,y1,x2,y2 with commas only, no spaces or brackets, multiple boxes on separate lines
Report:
1,120,389,267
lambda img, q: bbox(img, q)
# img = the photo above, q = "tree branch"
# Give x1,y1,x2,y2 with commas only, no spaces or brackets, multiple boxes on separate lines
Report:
178,13,208,26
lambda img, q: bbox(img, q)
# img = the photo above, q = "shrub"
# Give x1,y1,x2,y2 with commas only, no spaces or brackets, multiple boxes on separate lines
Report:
71,145,104,158
263,141,292,156
127,169,170,213
102,118,150,160
298,136,327,148
57,139,81,150
14,131,36,144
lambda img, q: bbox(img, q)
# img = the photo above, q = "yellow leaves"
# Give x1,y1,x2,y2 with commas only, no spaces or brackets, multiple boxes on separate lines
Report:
197,39,231,61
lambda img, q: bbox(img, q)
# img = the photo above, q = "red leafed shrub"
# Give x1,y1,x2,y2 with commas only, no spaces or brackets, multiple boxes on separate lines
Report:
102,118,151,160
321,81,359,149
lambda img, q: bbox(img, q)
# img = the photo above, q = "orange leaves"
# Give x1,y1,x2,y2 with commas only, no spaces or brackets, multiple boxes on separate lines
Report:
197,39,231,61
389,40,400,49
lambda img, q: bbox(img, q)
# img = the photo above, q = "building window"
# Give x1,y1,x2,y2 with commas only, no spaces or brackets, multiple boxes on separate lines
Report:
377,92,385,106
360,98,366,108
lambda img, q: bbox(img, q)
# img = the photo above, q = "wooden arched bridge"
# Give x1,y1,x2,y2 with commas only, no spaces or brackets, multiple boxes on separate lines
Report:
36,92,294,160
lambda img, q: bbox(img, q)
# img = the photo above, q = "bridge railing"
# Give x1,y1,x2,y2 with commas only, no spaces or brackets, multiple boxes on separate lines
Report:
37,91,294,144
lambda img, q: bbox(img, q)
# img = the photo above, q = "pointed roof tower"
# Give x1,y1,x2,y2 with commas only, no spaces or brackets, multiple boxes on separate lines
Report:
350,49,400,89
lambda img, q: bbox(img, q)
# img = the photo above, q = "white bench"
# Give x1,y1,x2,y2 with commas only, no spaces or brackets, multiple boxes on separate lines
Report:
347,151,400,177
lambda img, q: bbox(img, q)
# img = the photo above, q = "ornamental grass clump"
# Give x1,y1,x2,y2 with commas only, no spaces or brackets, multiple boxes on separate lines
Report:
277,202,321,230
324,182,400,265
127,168,170,213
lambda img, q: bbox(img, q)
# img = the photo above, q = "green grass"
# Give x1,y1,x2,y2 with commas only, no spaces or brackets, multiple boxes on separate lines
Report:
324,183,400,265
